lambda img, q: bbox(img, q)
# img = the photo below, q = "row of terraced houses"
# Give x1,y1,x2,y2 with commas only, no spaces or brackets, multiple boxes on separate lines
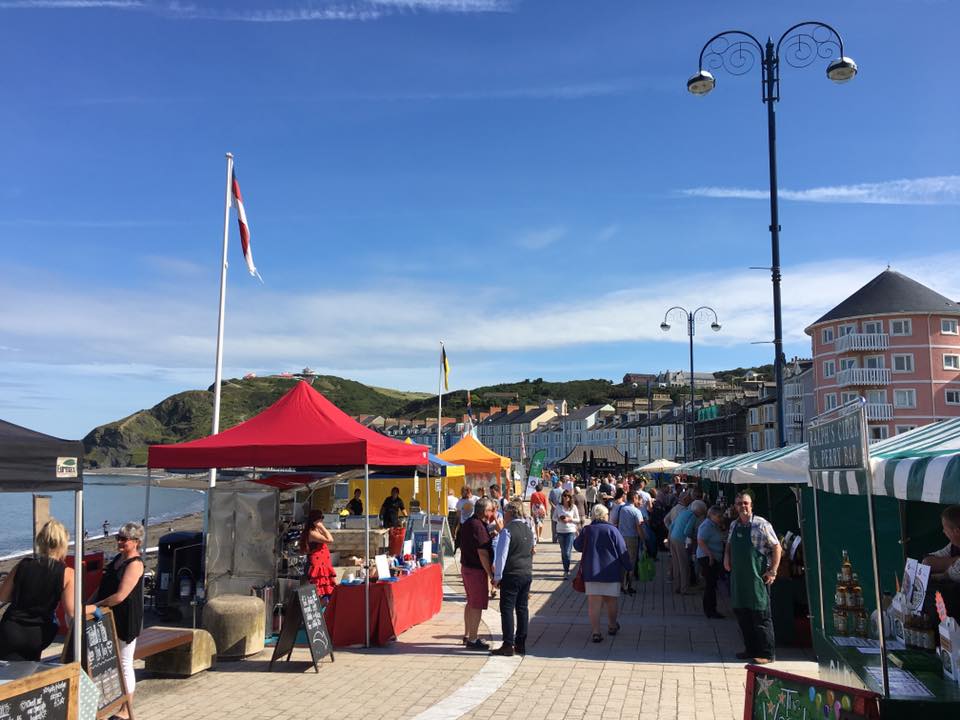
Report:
372,270,960,465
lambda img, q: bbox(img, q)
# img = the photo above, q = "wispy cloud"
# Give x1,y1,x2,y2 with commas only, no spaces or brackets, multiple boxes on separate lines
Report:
681,176,960,205
0,0,513,21
516,226,566,250
141,255,205,277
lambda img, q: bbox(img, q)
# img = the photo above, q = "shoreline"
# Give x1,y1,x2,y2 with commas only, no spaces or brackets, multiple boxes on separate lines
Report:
0,511,203,575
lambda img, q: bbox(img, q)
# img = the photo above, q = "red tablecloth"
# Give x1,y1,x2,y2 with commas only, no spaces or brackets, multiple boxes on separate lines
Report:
324,563,442,647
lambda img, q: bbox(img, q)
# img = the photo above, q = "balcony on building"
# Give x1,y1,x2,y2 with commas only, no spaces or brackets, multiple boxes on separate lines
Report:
785,384,803,399
790,412,805,424
836,367,891,387
865,402,894,421
835,332,889,354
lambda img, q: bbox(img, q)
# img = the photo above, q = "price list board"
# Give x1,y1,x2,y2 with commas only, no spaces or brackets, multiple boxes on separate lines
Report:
63,609,133,719
270,583,334,673
0,662,79,720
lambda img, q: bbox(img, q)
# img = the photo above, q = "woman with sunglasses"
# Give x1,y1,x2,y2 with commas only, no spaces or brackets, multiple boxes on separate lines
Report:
89,522,145,719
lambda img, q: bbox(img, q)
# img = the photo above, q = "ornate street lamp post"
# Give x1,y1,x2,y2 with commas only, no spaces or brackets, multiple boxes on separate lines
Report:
661,306,721,461
688,22,857,447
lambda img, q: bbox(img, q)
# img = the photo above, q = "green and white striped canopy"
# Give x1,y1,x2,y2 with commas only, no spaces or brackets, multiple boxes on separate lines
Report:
718,444,807,485
811,418,960,503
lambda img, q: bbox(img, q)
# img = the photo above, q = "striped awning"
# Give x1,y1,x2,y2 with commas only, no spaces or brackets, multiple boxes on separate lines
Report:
673,459,706,475
697,453,752,481
717,444,807,484
810,418,960,503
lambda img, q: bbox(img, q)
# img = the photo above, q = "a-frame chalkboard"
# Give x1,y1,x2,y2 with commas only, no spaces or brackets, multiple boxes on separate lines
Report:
269,583,334,673
63,607,135,720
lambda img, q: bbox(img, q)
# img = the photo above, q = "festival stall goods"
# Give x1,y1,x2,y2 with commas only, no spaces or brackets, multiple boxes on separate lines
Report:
806,403,960,717
324,563,442,646
0,419,85,667
148,381,431,648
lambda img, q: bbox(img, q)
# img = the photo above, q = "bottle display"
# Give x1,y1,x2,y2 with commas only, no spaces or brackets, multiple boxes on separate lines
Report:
831,550,869,637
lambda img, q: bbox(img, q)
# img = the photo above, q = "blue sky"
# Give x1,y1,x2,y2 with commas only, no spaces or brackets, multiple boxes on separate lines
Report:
1,0,959,438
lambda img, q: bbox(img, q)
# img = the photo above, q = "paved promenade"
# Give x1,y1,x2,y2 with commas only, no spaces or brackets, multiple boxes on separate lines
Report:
134,533,817,719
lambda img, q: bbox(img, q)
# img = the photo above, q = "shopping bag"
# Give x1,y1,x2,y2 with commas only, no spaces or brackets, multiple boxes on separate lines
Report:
572,563,585,593
636,547,656,583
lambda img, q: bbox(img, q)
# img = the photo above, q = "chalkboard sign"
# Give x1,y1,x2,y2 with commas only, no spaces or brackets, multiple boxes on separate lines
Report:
744,665,879,720
269,584,334,673
63,609,132,719
0,662,78,720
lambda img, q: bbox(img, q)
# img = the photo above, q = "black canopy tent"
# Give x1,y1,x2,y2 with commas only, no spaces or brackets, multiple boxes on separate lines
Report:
0,419,85,662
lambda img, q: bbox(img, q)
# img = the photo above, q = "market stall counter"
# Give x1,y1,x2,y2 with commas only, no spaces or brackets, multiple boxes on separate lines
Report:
324,563,442,647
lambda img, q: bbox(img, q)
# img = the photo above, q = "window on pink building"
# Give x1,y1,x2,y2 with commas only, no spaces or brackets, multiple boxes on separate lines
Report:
944,354,960,371
942,318,959,335
891,319,912,336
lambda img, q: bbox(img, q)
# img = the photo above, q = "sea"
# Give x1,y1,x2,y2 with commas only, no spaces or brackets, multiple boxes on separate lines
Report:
0,474,205,559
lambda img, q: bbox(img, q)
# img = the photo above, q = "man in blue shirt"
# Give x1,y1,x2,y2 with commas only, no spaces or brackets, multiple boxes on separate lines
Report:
669,499,707,594
618,492,645,595
696,505,726,618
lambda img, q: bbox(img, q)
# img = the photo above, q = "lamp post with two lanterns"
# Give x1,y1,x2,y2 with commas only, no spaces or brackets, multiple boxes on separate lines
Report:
661,306,721,461
687,22,857,448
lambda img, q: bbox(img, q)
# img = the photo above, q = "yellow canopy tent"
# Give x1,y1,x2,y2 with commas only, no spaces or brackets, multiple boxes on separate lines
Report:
348,440,465,519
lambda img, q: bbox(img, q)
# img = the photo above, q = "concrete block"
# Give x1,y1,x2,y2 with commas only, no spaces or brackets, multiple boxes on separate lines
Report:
203,593,265,658
144,628,217,676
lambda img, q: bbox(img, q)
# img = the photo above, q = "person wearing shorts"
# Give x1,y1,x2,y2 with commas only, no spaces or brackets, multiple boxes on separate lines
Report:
459,498,494,651
529,484,548,543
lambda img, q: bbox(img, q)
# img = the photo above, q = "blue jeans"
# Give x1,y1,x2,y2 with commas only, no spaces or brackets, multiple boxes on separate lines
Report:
558,531,576,573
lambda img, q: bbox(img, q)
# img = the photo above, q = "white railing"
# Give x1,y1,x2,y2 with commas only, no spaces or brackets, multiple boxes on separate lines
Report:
835,333,889,353
865,403,894,421
836,367,891,386
785,384,804,398
790,412,805,423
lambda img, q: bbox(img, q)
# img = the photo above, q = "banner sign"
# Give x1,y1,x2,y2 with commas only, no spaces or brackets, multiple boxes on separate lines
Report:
524,450,547,499
808,402,868,472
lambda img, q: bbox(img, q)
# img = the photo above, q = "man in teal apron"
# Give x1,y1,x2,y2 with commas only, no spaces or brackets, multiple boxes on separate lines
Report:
723,491,781,664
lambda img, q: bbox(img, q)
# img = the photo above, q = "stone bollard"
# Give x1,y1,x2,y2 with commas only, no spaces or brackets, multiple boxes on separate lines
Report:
202,594,265,659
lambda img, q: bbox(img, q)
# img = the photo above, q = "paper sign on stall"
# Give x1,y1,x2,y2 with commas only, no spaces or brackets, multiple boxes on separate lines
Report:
403,540,413,557
375,554,391,580
903,558,931,614
421,540,432,563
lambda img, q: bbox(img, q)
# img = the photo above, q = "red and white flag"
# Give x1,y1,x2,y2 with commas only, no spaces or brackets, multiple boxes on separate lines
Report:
230,171,261,280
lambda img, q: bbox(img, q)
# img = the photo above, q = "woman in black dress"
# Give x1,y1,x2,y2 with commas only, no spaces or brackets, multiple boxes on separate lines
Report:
91,522,144,719
0,519,77,660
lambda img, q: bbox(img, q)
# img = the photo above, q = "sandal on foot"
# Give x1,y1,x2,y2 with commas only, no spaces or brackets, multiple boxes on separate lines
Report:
608,623,621,635
591,633,603,643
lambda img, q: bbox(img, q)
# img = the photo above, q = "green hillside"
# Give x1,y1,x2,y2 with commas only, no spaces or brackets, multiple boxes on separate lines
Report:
82,375,413,468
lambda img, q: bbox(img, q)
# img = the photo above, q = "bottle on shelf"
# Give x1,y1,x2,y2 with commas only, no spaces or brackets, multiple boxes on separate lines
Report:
851,572,863,609
833,604,849,635
834,572,847,608
854,609,868,638
841,549,853,583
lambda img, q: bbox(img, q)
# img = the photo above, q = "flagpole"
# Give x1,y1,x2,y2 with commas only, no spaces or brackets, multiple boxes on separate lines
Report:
437,342,444,457
210,152,234,490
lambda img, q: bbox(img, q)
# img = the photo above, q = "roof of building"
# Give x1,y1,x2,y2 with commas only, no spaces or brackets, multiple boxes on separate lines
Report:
808,269,960,328
564,404,612,421
558,444,625,465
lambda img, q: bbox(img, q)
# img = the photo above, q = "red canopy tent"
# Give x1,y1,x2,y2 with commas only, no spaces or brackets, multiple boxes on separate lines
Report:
147,380,427,470
147,381,429,648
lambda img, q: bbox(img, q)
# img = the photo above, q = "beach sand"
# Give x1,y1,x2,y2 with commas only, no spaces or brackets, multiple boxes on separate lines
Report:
0,511,203,575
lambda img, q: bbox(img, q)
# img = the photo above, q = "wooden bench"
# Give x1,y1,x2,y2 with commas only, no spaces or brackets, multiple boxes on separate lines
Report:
134,626,194,660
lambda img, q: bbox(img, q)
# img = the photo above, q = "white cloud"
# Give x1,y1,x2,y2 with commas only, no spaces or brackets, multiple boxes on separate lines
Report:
0,0,512,20
516,226,566,250
681,176,960,205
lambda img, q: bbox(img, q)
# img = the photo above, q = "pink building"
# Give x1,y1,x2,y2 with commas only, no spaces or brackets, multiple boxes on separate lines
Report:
805,270,960,441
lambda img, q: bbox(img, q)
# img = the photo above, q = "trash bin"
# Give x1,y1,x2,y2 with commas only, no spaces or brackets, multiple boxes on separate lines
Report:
388,526,405,556
56,552,104,635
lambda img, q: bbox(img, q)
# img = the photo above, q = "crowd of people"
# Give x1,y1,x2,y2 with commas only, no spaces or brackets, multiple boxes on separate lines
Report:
453,470,783,665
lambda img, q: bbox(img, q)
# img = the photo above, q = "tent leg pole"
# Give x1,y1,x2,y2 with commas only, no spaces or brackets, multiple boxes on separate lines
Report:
861,406,889,698
144,468,152,551
74,487,83,664
364,463,370,649
810,480,826,635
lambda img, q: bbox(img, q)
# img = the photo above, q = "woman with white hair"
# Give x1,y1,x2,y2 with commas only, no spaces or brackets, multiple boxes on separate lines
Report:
91,521,145,718
0,518,77,660
573,504,631,642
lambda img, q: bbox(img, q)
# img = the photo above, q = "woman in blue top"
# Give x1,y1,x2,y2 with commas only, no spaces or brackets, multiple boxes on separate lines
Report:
696,506,726,619
574,504,631,643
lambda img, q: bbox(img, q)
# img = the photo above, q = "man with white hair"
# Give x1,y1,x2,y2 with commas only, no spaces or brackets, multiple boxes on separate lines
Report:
490,499,535,656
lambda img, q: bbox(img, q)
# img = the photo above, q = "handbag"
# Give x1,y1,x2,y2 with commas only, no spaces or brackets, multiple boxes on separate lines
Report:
636,545,656,583
571,529,588,593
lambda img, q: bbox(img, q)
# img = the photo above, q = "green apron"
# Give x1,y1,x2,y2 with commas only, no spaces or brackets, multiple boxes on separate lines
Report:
729,520,769,611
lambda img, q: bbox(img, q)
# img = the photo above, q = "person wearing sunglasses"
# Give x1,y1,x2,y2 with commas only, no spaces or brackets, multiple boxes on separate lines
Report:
89,522,145,719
